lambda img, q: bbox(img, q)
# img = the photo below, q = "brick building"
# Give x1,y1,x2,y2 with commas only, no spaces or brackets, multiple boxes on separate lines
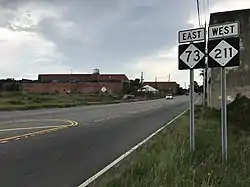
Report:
38,73,128,83
22,73,129,94
21,72,180,95
207,9,250,108
22,82,126,94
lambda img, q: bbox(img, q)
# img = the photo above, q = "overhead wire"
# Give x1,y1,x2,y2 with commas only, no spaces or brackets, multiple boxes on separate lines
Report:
207,0,210,24
196,0,210,27
204,0,210,26
196,0,201,27
204,0,207,27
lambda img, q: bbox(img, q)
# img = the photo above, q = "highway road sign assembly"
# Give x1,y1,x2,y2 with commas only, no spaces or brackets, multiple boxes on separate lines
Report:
178,28,205,70
207,21,240,162
178,27,206,151
179,42,205,70
208,21,240,68
178,21,240,161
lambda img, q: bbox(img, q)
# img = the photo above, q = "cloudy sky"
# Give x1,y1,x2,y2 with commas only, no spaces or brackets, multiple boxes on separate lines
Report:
0,0,249,87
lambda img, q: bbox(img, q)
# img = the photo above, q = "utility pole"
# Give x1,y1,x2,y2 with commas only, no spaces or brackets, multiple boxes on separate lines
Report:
155,76,158,89
140,72,144,91
168,74,171,82
203,22,208,107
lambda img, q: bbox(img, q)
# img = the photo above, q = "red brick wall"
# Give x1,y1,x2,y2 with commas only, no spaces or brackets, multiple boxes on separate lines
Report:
38,74,129,82
21,82,124,94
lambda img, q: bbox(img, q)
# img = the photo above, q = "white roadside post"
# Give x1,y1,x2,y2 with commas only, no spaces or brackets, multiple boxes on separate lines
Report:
208,21,240,162
178,28,206,151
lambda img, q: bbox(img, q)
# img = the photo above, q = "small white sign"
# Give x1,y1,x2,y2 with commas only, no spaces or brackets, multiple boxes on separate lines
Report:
178,28,205,43
209,40,238,66
101,87,107,93
209,22,239,39
180,44,205,68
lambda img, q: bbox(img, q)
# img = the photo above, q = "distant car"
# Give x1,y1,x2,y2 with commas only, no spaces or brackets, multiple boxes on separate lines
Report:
165,94,174,100
185,92,189,95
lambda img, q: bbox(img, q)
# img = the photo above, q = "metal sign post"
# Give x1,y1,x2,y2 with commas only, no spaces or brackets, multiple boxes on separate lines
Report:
178,27,206,151
190,69,195,151
208,21,240,162
221,67,227,161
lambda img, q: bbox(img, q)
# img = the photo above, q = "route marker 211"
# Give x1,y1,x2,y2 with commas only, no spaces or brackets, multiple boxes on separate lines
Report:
208,22,240,68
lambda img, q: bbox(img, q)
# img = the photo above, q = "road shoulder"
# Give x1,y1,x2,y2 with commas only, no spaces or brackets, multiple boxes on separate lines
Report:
89,105,250,187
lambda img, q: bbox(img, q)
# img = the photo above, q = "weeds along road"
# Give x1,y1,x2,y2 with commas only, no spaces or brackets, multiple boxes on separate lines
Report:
0,95,192,187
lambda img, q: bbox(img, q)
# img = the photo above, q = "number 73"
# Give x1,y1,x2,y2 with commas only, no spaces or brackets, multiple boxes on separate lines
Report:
185,50,201,62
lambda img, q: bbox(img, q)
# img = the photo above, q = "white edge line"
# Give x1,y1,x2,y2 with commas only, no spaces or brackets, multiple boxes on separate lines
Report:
106,115,121,120
78,108,189,187
127,111,139,114
127,105,162,114
93,119,106,123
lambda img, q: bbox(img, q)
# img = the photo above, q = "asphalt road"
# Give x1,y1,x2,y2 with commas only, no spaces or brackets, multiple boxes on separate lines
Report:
0,95,192,187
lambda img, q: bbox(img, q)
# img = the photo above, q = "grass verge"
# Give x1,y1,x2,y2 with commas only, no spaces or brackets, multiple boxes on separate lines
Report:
92,105,250,187
0,92,118,111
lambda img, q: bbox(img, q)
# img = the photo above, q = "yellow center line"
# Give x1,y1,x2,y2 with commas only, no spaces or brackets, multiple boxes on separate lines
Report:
0,119,78,143
0,125,68,132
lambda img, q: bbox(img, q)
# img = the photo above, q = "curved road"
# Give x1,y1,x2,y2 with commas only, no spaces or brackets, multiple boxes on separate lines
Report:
0,96,191,187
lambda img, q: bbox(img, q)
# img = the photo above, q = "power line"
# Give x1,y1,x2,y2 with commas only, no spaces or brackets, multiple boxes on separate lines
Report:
197,0,210,27
196,0,201,26
203,0,210,26
207,0,210,24
203,0,207,26
202,0,210,107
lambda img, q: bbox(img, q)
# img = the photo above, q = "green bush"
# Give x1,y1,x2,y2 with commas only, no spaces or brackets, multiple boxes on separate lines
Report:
29,96,54,103
1,91,22,97
227,93,250,131
7,100,25,105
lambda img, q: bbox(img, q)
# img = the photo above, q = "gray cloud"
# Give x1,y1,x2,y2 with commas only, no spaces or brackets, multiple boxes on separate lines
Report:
0,0,206,78
29,0,197,72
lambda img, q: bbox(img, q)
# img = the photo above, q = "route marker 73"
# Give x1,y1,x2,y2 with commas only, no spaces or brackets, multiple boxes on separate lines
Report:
178,42,206,70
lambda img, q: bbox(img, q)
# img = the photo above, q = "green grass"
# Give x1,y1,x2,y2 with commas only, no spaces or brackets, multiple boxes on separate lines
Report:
92,106,250,187
0,92,118,110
